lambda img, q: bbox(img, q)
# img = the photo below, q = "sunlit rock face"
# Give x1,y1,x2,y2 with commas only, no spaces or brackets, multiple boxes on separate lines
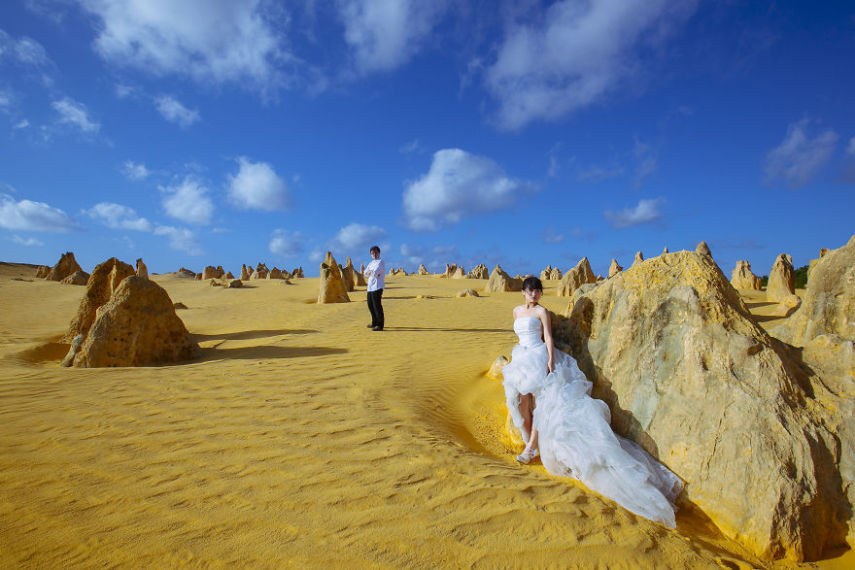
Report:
554,250,849,562
63,257,135,343
484,264,521,293
556,257,596,297
767,253,795,302
45,251,83,282
318,252,349,304
730,260,761,290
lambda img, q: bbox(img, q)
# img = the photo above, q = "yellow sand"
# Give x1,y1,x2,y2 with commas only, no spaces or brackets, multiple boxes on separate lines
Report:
0,263,851,568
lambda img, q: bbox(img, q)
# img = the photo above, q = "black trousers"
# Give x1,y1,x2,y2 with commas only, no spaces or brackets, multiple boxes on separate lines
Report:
367,289,384,329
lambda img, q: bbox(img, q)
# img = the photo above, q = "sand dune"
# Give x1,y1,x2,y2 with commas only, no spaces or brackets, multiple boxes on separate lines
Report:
0,263,851,568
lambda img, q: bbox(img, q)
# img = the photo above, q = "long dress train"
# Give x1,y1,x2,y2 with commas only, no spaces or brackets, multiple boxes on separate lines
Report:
502,316,682,527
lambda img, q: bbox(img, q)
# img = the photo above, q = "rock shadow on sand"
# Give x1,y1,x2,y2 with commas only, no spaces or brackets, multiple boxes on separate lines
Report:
192,329,318,342
197,345,347,361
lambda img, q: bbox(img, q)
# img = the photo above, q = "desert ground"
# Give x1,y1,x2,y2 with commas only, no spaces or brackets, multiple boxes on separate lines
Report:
0,261,850,569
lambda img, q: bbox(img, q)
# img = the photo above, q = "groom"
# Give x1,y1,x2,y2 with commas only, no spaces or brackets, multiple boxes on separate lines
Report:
363,245,385,331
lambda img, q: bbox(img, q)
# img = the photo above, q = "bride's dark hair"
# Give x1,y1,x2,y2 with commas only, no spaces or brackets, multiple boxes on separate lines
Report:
522,276,543,292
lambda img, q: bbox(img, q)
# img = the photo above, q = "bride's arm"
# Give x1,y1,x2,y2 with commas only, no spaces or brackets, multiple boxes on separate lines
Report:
541,309,555,373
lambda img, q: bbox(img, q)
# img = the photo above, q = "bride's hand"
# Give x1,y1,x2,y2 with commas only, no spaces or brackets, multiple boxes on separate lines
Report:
547,360,554,374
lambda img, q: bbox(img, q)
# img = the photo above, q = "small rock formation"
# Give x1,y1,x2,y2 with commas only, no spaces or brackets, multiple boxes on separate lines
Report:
456,288,480,298
60,270,89,285
484,265,522,293
227,279,243,288
549,267,562,280
767,253,795,302
808,248,829,279
318,252,350,304
486,355,508,380
730,260,762,290
356,264,367,286
63,257,135,342
135,258,149,280
341,257,356,291
174,302,188,310
194,273,202,280
60,334,84,367
46,251,83,282
224,271,234,279
468,264,489,279
177,267,195,278
35,265,50,278
240,264,250,281
695,241,712,258
540,265,553,281
633,251,644,265
291,267,304,278
557,257,597,296
418,264,430,276
770,293,802,317
450,266,465,279
268,268,284,280
202,266,225,280
253,263,269,280
608,259,623,278
554,250,849,561
72,276,199,367
662,247,669,254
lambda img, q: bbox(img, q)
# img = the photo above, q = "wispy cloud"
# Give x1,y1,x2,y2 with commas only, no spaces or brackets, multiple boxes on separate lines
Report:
12,234,44,247
52,97,100,133
83,202,152,232
153,225,202,255
484,1,698,129
604,197,665,228
269,229,303,257
121,160,150,181
159,177,214,225
403,148,536,231
765,119,838,188
337,0,449,74
0,192,78,232
155,95,200,127
227,157,290,211
330,222,386,253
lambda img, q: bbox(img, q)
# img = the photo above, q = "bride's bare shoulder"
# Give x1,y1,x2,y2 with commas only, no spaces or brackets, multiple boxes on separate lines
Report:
512,305,525,318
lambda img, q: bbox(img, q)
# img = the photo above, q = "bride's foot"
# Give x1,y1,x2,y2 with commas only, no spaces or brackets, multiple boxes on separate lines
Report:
516,447,539,464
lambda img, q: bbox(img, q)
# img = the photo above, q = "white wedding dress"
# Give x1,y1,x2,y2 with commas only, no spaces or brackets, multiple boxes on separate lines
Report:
502,316,682,527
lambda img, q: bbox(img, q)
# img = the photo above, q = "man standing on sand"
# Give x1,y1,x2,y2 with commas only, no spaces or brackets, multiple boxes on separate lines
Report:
364,245,385,331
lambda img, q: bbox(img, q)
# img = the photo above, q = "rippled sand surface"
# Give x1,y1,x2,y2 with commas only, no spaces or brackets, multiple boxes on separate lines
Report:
1,263,851,568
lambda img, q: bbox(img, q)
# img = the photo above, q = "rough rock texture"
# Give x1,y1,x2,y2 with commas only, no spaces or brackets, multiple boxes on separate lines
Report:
240,264,250,281
63,257,136,342
553,251,849,561
767,253,795,302
696,241,712,258
549,267,562,280
779,235,855,347
60,334,83,367
633,251,644,266
135,258,149,279
484,265,522,293
318,252,350,304
35,265,50,279
268,268,284,280
253,263,268,280
60,270,89,285
418,264,430,276
557,257,597,296
455,288,480,298
540,265,553,281
730,260,762,290
291,267,304,278
177,267,195,278
356,264,367,287
608,259,623,278
72,276,199,367
771,294,802,317
46,252,83,282
341,257,356,291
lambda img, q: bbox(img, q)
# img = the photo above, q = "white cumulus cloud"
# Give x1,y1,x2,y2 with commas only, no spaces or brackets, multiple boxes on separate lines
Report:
78,0,289,92
84,202,152,231
269,229,303,257
765,119,838,188
403,148,535,231
227,157,290,211
159,177,214,225
604,197,665,229
52,97,100,133
337,0,448,73
484,0,697,130
121,160,150,180
331,222,386,252
155,95,200,127
154,225,203,255
0,192,78,232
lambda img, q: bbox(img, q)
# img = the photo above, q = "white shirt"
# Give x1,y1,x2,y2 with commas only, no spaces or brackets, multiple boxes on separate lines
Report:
364,258,385,292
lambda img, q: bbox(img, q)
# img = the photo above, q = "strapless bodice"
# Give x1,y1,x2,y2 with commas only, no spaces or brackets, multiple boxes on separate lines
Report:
514,316,544,347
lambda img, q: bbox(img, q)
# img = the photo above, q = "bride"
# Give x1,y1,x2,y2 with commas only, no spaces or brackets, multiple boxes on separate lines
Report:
502,276,682,527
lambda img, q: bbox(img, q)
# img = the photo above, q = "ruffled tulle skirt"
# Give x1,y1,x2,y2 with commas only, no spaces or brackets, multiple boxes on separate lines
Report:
502,342,682,527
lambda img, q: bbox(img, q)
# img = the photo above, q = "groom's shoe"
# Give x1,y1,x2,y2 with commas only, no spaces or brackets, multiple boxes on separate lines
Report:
372,326,383,331
366,324,375,328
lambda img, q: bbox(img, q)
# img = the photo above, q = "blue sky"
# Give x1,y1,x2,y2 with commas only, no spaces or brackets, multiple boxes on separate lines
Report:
1,1,853,277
